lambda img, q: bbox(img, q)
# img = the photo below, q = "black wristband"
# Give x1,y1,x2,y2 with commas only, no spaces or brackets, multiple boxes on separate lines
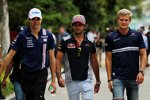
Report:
107,79,112,82
139,70,144,76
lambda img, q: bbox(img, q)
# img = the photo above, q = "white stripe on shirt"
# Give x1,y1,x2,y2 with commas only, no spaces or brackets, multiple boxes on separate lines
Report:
112,47,139,53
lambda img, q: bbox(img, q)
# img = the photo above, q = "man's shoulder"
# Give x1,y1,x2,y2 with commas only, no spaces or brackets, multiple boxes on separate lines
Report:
105,30,118,39
18,27,29,36
129,28,141,34
63,35,71,41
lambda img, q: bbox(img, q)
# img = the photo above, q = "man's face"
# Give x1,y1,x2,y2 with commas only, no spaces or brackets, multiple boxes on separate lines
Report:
117,15,131,30
29,17,42,29
72,22,85,34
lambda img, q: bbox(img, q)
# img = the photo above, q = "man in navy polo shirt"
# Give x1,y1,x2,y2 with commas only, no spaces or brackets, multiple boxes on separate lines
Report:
56,14,100,100
0,8,56,100
105,9,147,100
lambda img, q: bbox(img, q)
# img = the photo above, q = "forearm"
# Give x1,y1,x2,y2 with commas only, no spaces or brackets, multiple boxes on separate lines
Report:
50,58,56,82
90,54,100,82
0,55,12,74
56,59,62,79
92,63,100,82
105,58,112,80
140,49,147,71
49,49,56,82
56,51,64,79
0,49,16,75
3,63,13,82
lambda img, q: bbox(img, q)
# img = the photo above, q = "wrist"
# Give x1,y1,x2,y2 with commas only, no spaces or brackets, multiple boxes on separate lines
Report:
139,70,144,76
107,79,112,82
96,81,101,85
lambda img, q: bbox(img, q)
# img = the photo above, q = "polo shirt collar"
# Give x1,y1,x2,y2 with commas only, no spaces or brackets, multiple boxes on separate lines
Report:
71,34,88,42
117,28,132,36
26,26,43,36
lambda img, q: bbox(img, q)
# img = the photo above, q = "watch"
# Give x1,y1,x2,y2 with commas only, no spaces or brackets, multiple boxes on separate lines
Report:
107,79,112,82
96,81,101,85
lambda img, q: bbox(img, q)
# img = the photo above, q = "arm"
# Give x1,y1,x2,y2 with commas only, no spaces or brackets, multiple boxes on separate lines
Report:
136,48,147,84
90,53,100,93
1,60,13,88
49,49,56,93
56,51,65,87
105,51,113,92
0,49,16,75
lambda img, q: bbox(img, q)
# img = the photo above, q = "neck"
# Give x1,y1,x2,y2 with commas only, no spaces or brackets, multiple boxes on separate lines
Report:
73,32,84,39
30,27,41,35
118,27,129,35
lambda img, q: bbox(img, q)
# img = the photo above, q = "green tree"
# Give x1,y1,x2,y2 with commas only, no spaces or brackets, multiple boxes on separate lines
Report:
73,0,143,34
8,0,79,32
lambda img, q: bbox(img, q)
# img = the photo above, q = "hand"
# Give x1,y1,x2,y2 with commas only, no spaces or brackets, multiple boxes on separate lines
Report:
49,81,56,94
94,83,100,93
1,80,7,89
108,80,113,92
136,72,144,84
58,77,65,87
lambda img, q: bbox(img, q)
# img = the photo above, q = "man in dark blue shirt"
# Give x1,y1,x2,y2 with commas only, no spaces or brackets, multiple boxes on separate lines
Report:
56,14,100,100
0,8,56,100
105,9,147,100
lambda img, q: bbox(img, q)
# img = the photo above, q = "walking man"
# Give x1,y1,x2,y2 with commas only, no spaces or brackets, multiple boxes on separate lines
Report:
105,9,147,100
0,8,56,100
56,14,100,100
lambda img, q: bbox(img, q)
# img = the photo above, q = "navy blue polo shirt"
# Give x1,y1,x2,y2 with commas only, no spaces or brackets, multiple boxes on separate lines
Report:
58,34,96,81
11,27,55,71
105,28,145,80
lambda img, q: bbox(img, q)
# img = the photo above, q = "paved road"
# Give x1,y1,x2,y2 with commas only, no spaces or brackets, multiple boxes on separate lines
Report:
6,53,150,100
44,53,150,100
44,67,150,100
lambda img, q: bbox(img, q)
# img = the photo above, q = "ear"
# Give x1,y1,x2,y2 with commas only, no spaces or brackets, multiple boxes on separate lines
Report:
84,24,88,30
70,24,73,28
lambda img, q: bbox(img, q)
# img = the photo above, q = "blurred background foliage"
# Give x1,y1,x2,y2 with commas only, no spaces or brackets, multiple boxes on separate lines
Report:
8,0,143,36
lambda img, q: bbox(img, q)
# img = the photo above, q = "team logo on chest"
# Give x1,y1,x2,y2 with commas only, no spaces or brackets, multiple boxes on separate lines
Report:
67,43,76,48
26,37,34,48
85,43,92,47
130,32,136,36
41,36,48,43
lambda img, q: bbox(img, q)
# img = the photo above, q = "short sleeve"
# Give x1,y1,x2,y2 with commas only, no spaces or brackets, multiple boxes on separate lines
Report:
47,31,55,50
10,34,23,52
105,35,113,51
57,39,66,54
91,42,96,53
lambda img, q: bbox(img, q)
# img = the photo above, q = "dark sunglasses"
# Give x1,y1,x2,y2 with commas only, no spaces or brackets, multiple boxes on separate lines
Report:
77,47,82,57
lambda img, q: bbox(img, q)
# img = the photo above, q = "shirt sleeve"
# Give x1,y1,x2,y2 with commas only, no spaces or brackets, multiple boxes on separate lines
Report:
47,31,55,50
10,34,23,52
91,42,96,53
105,35,113,51
57,39,66,54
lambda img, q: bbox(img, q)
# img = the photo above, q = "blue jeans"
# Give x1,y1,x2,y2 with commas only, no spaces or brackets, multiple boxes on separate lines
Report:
66,78,94,100
113,78,139,100
14,81,25,100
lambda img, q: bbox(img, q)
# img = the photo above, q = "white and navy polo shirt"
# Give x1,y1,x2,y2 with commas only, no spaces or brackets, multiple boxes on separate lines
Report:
105,28,146,80
11,27,55,72
58,34,96,81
